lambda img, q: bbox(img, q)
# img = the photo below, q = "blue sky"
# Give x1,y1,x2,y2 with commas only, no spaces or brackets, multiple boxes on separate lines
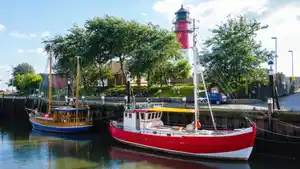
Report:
0,0,172,89
1,0,300,89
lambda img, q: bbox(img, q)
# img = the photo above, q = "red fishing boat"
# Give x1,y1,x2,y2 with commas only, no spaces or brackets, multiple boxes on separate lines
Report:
109,106,256,161
110,20,257,160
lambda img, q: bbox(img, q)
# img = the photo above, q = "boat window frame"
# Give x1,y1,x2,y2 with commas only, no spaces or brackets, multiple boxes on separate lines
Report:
151,113,155,119
148,113,151,120
155,113,158,118
129,113,132,118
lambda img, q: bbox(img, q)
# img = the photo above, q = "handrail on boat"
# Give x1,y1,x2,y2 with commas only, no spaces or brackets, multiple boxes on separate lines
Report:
124,102,165,110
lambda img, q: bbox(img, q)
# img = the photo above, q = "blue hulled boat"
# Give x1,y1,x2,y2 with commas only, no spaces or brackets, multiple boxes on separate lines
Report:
26,50,93,134
28,107,93,133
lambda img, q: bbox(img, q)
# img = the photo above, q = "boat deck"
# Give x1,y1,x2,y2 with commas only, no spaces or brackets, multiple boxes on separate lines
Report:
114,121,251,137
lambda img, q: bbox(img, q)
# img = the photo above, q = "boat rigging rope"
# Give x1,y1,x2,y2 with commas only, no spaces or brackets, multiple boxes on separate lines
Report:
195,30,298,125
195,31,300,139
211,66,300,140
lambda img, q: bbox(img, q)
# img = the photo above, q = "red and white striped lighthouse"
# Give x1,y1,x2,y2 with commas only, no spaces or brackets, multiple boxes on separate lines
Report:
173,5,192,60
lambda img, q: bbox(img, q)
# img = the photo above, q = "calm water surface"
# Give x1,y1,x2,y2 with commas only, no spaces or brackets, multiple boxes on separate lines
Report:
0,122,299,169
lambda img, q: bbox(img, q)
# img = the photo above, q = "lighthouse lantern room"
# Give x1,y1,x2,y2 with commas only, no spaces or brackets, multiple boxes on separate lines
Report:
173,5,192,49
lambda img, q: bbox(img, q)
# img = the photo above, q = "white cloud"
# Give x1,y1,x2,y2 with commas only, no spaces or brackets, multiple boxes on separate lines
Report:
16,48,47,56
10,31,50,39
0,24,5,31
17,49,25,53
142,12,148,16
153,0,300,76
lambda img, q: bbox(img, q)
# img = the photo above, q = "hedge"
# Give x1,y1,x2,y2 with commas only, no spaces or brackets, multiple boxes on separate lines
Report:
103,84,206,97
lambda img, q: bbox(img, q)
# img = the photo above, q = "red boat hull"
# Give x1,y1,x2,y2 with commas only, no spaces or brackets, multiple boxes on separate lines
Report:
109,122,256,160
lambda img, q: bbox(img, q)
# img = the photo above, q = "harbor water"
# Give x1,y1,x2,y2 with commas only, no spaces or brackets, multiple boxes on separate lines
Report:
0,121,299,169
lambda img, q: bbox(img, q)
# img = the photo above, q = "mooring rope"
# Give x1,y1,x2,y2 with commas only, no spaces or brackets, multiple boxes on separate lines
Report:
211,68,300,140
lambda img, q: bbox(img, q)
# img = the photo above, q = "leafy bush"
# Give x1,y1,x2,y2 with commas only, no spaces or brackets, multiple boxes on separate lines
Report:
103,84,206,97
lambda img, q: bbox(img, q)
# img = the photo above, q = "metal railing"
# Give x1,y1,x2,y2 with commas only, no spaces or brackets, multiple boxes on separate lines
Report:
124,102,164,110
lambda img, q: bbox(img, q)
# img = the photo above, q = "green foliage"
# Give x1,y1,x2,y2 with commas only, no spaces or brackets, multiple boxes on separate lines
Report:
290,76,296,81
12,63,35,76
104,84,205,97
44,15,182,90
247,68,268,86
82,64,114,88
275,72,286,86
13,73,42,95
149,59,191,86
200,15,271,92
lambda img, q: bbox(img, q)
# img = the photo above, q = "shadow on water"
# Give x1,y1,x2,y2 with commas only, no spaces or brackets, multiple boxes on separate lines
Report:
1,121,300,169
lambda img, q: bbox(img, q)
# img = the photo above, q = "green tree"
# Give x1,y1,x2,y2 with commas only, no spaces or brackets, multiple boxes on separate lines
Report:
83,64,114,87
171,59,191,81
85,16,143,82
149,59,191,86
43,15,182,89
249,68,268,85
44,25,95,87
127,23,182,86
13,73,42,95
200,15,271,91
12,63,35,76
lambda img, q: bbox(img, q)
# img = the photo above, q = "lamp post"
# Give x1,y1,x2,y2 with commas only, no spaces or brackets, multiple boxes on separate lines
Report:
267,53,275,109
126,72,131,108
288,50,294,77
271,37,278,74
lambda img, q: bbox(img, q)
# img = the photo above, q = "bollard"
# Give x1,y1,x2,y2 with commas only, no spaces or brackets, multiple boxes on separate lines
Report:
267,98,273,115
267,97,273,131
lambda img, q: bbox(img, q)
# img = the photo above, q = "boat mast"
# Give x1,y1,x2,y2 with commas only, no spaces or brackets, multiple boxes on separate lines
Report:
75,56,80,124
192,18,198,132
48,45,53,114
193,19,217,130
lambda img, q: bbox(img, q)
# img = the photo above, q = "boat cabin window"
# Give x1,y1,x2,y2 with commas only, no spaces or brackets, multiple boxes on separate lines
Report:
155,113,158,118
141,113,144,120
136,113,139,119
129,113,132,118
151,113,155,119
125,113,128,117
148,113,151,119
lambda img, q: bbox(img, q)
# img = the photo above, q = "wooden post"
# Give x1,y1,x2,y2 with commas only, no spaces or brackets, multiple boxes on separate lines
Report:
48,47,53,114
1,93,4,112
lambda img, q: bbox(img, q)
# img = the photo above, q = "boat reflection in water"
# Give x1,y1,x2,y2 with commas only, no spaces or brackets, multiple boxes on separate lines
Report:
110,146,251,169
29,129,93,169
29,129,92,144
